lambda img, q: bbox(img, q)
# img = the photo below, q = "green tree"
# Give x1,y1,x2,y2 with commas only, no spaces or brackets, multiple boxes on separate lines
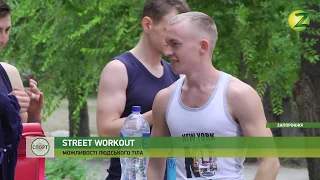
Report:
2,0,144,136
2,0,320,178
293,3,320,179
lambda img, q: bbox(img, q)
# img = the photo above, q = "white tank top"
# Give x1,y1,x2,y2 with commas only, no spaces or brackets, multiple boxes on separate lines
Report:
166,71,245,180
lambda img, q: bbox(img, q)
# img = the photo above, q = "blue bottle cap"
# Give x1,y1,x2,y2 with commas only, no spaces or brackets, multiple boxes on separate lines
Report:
132,106,141,112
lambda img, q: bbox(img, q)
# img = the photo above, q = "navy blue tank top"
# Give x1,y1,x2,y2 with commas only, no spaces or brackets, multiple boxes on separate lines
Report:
106,52,179,180
0,64,12,94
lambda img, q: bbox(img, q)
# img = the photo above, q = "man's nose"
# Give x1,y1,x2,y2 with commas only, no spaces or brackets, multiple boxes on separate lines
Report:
164,45,173,57
0,32,8,47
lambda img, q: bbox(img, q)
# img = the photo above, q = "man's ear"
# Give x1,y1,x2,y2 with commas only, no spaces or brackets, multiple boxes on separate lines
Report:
199,39,209,54
142,16,153,33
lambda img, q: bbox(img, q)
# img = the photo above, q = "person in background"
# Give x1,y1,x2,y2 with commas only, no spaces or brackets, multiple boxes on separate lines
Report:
96,0,190,179
0,0,45,179
0,92,22,180
0,0,44,124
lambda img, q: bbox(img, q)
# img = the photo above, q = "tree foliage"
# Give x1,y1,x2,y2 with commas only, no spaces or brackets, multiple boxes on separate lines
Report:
187,0,319,115
2,0,145,135
1,0,319,131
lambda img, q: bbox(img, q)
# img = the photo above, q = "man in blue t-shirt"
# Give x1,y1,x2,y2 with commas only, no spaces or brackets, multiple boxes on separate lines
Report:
96,1,190,179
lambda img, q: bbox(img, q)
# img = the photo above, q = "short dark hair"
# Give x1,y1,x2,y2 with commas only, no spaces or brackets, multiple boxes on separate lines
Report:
141,0,190,24
0,0,10,18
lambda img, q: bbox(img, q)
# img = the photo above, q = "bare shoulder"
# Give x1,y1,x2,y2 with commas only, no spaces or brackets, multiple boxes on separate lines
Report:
227,76,258,98
0,62,23,89
0,62,20,76
153,80,179,110
152,80,180,130
99,60,128,87
101,60,127,77
226,76,262,119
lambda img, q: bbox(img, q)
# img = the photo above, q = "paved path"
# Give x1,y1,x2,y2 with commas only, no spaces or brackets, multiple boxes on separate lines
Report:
86,159,309,180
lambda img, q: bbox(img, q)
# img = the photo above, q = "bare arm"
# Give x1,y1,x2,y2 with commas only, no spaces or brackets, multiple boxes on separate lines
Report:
147,87,172,180
227,79,280,180
1,62,28,123
96,60,153,137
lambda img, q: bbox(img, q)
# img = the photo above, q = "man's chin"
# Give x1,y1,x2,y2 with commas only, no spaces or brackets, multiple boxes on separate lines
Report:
171,66,181,75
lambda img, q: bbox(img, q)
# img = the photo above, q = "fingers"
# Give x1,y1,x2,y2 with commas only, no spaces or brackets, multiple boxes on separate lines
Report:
10,88,30,113
29,79,37,86
29,80,40,94
38,92,44,102
27,79,42,101
10,82,44,114
37,92,45,106
25,90,40,101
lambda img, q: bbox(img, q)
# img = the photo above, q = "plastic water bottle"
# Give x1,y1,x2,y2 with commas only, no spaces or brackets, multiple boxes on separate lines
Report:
120,106,150,180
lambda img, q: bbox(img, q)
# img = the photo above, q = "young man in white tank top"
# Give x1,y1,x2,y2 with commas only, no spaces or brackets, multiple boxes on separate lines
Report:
147,12,280,180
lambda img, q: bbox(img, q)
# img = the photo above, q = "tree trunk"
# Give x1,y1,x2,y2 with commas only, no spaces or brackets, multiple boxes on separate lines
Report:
280,97,306,167
292,5,320,179
263,87,282,137
68,92,90,137
238,53,258,163
293,62,320,178
281,97,301,137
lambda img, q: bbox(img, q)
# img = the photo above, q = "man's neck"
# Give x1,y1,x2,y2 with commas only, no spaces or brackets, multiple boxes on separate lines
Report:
184,64,221,89
129,34,162,67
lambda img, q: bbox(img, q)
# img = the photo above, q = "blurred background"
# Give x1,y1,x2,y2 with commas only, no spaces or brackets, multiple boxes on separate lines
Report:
1,0,319,179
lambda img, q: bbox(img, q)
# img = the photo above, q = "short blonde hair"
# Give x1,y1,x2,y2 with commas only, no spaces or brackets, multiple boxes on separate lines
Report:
168,11,218,50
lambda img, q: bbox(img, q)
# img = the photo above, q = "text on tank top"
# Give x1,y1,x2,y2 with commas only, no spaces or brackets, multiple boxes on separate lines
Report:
166,71,245,180
106,51,179,179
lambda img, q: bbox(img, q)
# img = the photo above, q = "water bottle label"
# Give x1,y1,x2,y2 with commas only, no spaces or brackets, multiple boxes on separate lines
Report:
142,132,150,137
167,158,176,180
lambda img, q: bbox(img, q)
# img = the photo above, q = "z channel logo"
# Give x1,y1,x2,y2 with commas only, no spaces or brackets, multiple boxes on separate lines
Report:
288,10,310,31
